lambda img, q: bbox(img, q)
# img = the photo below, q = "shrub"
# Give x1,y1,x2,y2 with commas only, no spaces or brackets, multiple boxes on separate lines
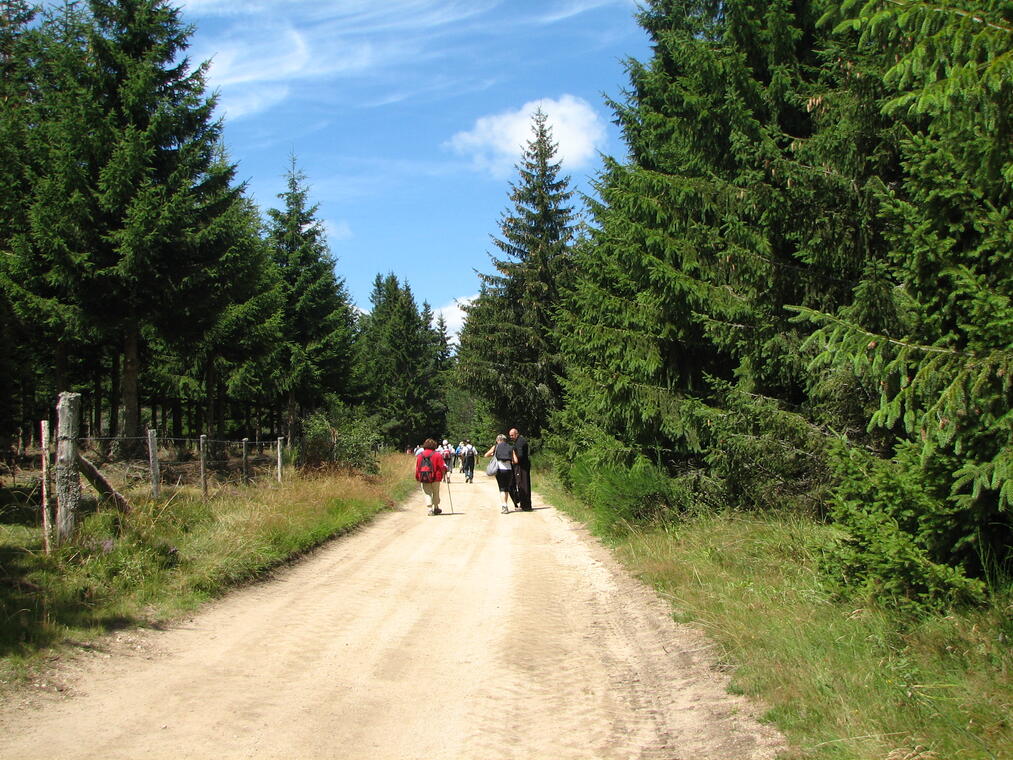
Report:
569,453,679,535
299,405,382,473
824,441,987,611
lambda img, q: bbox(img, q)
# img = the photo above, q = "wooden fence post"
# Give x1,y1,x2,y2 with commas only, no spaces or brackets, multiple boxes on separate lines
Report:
242,438,249,484
55,392,81,544
200,434,208,498
40,420,52,554
147,428,161,499
276,437,284,483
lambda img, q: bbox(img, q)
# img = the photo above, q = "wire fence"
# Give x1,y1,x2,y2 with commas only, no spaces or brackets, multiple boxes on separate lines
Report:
3,393,293,551
76,434,284,495
71,432,287,501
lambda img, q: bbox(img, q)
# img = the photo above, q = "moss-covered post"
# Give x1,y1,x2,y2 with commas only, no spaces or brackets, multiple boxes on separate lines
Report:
147,428,161,498
55,392,81,544
40,420,53,554
200,434,208,498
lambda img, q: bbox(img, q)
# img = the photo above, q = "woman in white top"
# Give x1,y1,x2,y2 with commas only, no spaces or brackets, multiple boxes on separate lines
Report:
484,433,518,514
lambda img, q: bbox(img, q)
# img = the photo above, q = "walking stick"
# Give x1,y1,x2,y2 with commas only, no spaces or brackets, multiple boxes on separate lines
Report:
445,475,454,514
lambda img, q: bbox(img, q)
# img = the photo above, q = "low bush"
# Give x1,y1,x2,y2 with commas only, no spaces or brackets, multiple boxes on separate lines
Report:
299,402,384,473
826,442,988,611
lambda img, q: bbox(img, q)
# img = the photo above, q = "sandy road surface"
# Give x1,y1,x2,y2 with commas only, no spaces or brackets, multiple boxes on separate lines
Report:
1,472,785,759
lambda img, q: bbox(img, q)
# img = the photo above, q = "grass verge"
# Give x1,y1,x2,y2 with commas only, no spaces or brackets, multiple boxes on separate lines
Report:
0,452,416,686
540,472,1012,760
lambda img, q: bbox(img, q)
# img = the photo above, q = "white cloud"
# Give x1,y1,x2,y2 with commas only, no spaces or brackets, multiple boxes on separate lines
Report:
435,295,476,345
446,95,607,179
324,219,354,242
215,83,290,120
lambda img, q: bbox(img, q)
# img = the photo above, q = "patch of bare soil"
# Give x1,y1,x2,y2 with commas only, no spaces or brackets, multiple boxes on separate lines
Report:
0,474,786,759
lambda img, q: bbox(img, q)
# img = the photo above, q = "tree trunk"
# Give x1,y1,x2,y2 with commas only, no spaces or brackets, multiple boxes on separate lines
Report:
215,379,225,440
122,325,140,439
171,396,183,440
205,359,218,440
286,390,297,446
93,366,103,438
109,350,120,438
54,341,68,393
118,325,142,457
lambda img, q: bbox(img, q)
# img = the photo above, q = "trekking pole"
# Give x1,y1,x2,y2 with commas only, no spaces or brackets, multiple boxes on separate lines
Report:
445,475,454,514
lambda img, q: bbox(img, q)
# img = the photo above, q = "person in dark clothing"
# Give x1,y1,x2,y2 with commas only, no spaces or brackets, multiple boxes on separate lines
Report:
509,427,532,511
460,439,477,483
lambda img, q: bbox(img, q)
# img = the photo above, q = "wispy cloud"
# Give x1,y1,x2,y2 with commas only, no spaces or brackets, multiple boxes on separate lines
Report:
183,1,499,33
534,0,623,24
182,1,502,119
216,84,290,120
446,95,607,179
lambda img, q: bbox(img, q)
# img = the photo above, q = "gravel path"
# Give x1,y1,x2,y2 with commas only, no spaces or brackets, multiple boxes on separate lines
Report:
0,474,786,759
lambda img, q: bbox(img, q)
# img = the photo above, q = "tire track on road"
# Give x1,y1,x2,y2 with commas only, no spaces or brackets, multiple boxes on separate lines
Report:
0,477,785,759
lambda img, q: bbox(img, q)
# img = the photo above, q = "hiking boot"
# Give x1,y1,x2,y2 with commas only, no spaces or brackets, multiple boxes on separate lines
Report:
500,505,509,514
433,507,442,515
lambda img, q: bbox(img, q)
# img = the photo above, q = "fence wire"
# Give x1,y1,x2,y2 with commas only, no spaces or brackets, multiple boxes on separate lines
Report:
74,434,285,494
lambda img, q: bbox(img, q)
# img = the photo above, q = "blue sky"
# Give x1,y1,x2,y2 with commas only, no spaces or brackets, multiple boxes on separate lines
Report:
179,0,651,335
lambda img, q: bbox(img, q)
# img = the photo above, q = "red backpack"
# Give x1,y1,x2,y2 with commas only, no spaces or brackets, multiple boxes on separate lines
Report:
418,452,435,483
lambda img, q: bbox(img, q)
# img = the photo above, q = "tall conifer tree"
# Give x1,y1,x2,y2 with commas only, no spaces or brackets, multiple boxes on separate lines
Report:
458,109,576,436
267,158,356,442
354,274,440,447
557,1,837,460
794,0,1013,589
2,0,261,448
0,1,39,438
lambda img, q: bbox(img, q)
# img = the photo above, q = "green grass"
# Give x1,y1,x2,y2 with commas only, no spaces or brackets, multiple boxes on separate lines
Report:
540,473,1012,760
0,453,417,685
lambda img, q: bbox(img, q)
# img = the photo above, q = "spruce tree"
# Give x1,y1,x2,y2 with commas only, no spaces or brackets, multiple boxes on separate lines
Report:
556,1,842,463
1,2,99,399
354,274,438,447
0,1,38,439
793,0,1013,591
2,0,262,449
457,109,576,436
266,158,356,442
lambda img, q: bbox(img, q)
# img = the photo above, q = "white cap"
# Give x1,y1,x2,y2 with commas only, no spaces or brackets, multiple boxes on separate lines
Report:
442,440,449,445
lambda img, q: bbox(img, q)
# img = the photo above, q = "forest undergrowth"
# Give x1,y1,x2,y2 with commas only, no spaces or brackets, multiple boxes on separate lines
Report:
0,452,416,688
540,472,1012,760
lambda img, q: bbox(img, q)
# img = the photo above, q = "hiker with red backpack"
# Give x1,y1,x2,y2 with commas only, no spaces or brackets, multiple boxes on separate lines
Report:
415,438,448,516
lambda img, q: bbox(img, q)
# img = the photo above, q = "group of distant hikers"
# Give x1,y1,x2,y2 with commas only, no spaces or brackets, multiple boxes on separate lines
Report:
412,429,531,516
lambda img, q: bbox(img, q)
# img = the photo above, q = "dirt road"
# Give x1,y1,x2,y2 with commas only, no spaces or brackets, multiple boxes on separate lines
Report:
1,473,786,759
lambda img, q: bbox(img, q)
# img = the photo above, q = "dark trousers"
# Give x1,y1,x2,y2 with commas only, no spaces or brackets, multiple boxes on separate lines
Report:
511,465,531,510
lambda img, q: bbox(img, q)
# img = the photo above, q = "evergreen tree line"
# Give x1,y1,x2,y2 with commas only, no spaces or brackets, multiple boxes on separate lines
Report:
0,0,452,455
458,0,1012,611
